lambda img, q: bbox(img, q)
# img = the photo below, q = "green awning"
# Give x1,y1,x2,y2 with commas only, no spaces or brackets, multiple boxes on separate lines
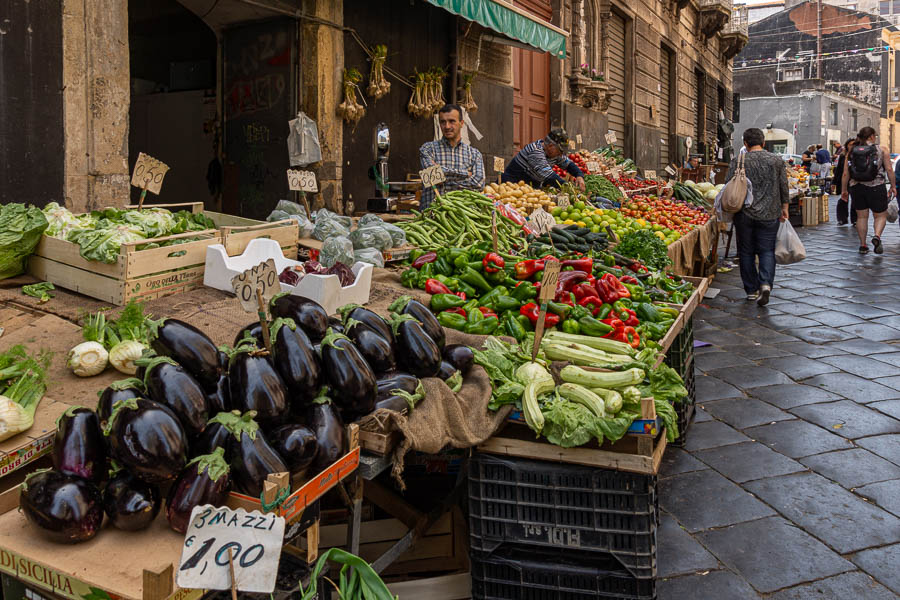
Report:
426,0,567,58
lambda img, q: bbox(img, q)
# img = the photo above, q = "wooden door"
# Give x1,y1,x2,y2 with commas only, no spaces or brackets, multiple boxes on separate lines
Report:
607,11,627,150
512,0,552,152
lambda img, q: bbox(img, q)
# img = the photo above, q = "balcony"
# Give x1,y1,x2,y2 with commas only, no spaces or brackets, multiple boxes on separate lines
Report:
721,5,749,59
699,0,732,41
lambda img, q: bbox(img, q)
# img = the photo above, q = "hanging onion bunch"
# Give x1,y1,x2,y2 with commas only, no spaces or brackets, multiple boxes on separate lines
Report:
459,72,478,114
338,68,365,125
367,45,391,99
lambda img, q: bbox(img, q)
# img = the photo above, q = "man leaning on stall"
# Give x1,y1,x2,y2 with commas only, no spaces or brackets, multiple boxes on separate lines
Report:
502,128,586,192
418,103,485,210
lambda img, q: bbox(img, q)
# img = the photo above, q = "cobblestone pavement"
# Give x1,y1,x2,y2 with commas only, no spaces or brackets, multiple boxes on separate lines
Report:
659,197,900,599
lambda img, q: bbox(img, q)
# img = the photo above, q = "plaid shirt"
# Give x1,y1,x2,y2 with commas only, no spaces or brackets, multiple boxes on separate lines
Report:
418,138,485,209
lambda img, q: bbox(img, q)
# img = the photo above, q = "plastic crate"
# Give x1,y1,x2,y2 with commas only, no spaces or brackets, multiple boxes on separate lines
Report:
671,355,696,447
471,544,657,600
663,316,693,376
469,453,658,579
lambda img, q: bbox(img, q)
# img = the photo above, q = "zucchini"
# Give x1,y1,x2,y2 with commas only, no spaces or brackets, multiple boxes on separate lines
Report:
542,342,633,366
543,331,637,356
549,231,571,244
523,379,555,434
592,387,624,414
559,366,645,388
557,383,606,418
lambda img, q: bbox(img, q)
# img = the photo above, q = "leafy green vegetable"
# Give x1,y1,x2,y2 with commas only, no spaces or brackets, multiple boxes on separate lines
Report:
472,336,540,410
301,548,397,600
583,174,623,200
121,208,176,238
654,397,679,442
81,300,152,350
22,282,55,303
616,229,672,271
0,345,50,397
67,224,146,263
540,394,598,448
43,202,96,239
0,203,48,280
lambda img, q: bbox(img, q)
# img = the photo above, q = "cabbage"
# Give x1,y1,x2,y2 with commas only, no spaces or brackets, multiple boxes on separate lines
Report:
697,182,715,193
121,208,177,238
705,189,719,201
67,224,146,264
0,204,48,280
43,202,94,239
684,180,696,187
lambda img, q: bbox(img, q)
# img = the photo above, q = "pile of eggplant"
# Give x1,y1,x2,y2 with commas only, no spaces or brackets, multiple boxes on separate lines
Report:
20,295,472,544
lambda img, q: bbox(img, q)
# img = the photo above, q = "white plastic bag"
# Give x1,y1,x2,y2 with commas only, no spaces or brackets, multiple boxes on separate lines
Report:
288,112,322,167
775,220,806,265
887,198,899,223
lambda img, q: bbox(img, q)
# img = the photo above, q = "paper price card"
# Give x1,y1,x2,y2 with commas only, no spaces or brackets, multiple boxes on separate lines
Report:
538,260,561,302
419,164,446,188
131,152,169,195
556,194,570,209
645,170,657,180
287,169,318,193
586,161,600,173
576,134,583,144
665,165,677,176
530,208,556,235
567,139,576,149
231,259,278,312
493,156,505,172
176,505,285,593
605,131,618,145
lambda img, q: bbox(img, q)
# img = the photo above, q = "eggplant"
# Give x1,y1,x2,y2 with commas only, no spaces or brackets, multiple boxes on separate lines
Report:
166,447,231,534
375,395,411,412
105,398,188,483
143,356,209,436
228,347,289,427
102,470,161,531
267,424,318,476
389,296,444,350
391,314,441,378
307,389,345,475
320,329,377,418
442,344,474,376
207,373,231,414
271,318,321,406
218,349,229,371
376,372,420,401
20,469,103,544
339,304,393,343
437,360,458,381
269,293,329,342
192,411,238,459
327,317,345,335
234,322,263,348
344,320,396,374
222,411,288,497
52,407,107,484
96,378,143,424
148,318,221,391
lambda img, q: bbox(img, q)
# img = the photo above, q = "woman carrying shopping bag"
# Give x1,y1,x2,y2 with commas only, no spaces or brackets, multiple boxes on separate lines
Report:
840,127,897,254
723,128,791,307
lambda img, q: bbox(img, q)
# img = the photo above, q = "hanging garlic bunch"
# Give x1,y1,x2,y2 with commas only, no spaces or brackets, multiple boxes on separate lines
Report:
429,67,447,113
408,71,428,118
367,45,391,99
337,68,365,125
459,72,478,114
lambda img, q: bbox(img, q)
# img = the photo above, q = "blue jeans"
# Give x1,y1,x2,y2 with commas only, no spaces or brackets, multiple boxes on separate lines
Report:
733,212,779,294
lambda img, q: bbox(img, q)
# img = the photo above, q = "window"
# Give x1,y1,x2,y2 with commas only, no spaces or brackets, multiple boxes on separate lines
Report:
830,102,838,126
894,0,900,13
782,67,804,81
882,0,890,14
852,108,859,131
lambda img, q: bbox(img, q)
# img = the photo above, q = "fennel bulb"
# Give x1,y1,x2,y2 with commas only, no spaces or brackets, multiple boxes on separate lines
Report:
68,341,108,377
109,340,145,375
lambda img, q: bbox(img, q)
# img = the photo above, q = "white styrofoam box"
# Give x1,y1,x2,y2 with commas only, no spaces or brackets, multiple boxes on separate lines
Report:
204,238,373,315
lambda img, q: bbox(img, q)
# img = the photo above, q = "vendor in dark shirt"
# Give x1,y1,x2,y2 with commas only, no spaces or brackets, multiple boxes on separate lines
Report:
502,128,585,191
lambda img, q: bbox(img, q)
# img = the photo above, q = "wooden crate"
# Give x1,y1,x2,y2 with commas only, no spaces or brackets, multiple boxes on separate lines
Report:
819,194,829,223
802,195,819,226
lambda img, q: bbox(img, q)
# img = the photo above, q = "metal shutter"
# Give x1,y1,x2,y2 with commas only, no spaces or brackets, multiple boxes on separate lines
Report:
607,12,627,149
659,47,671,171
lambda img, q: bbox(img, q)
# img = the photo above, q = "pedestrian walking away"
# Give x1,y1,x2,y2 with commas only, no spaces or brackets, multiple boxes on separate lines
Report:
841,126,897,254
832,137,857,226
724,127,790,307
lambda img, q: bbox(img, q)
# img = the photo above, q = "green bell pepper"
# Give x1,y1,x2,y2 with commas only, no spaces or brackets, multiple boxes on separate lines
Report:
478,286,506,309
430,293,466,312
467,306,484,325
433,275,459,291
511,281,538,302
635,302,662,323
465,316,499,335
453,254,470,272
416,263,435,289
437,311,467,330
460,267,493,294
503,314,527,341
462,299,479,315
409,249,426,263
595,304,613,320
434,257,453,277
561,319,581,335
547,301,572,320
623,283,646,302
578,315,614,337
455,280,477,298
516,314,534,332
494,296,522,313
642,320,673,340
400,268,419,289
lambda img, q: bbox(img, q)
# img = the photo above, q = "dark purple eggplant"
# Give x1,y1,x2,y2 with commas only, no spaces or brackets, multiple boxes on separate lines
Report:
218,349,229,371
102,470,161,531
267,424,318,476
374,396,409,412
192,411,239,458
307,389,345,475
207,373,231,414
339,304,393,343
222,411,288,497
96,378,143,424
327,317,345,335
228,347,289,427
271,318,321,406
52,407,107,484
105,398,188,483
389,296,444,350
437,360,458,381
391,314,441,378
166,447,231,533
20,469,103,544
344,320,396,374
148,318,221,391
143,356,209,436
376,372,421,401
442,344,474,375
320,329,376,418
269,293,329,342
234,322,263,348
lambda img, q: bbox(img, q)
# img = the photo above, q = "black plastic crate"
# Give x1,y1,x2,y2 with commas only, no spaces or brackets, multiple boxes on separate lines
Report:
469,453,657,578
471,544,657,600
671,354,696,447
663,316,693,376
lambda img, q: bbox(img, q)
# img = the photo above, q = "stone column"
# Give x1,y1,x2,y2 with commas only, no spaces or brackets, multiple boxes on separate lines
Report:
300,0,344,214
62,0,130,211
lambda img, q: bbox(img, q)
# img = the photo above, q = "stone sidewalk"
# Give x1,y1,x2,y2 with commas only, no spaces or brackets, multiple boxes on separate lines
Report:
658,198,900,599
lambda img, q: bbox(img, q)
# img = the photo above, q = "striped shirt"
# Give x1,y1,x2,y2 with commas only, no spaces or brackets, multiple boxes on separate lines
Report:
503,139,577,187
418,138,485,209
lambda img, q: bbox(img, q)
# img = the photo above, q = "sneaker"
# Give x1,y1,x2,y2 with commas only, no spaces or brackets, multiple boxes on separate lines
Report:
860,246,869,254
747,291,760,301
758,285,771,307
873,236,883,254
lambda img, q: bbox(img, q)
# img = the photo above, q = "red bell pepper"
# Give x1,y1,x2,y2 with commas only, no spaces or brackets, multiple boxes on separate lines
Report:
572,281,597,302
424,278,452,295
478,306,499,320
578,295,603,314
621,308,640,328
520,302,560,327
412,252,438,269
595,277,618,304
444,307,467,317
561,257,593,273
623,326,640,348
515,259,545,280
455,291,467,300
620,275,639,285
601,273,630,300
483,253,505,274
556,271,589,296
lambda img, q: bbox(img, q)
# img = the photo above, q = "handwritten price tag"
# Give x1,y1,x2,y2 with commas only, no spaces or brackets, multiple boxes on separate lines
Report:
586,161,600,173
567,139,576,150
493,156,505,172
530,208,556,235
576,134,583,144
556,195,570,209
419,164,446,188
645,170,657,180
532,259,562,361
231,259,279,313
131,153,169,195
605,131,618,145
287,169,318,193
176,505,285,593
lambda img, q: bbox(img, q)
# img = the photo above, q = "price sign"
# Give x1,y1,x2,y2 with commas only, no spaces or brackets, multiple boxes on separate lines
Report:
610,167,622,180
529,208,556,235
532,260,562,361
665,165,677,176
605,131,618,145
131,153,169,195
645,170,657,180
419,164,447,188
493,156,505,172
586,161,600,173
176,505,285,593
556,194,570,209
287,169,318,193
231,259,279,313
576,134,583,144
567,139,576,150
619,187,628,197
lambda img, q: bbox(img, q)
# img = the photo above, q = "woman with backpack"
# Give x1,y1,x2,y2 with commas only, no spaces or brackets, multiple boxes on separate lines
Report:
840,127,897,254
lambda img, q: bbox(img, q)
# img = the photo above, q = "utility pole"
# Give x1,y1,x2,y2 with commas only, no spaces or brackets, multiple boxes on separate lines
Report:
817,0,823,79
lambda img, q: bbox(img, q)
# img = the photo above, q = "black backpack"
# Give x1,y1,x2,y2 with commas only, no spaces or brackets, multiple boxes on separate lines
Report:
849,145,880,182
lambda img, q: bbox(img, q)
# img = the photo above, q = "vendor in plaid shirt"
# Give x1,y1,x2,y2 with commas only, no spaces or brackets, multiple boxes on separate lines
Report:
418,104,485,209
502,128,586,192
